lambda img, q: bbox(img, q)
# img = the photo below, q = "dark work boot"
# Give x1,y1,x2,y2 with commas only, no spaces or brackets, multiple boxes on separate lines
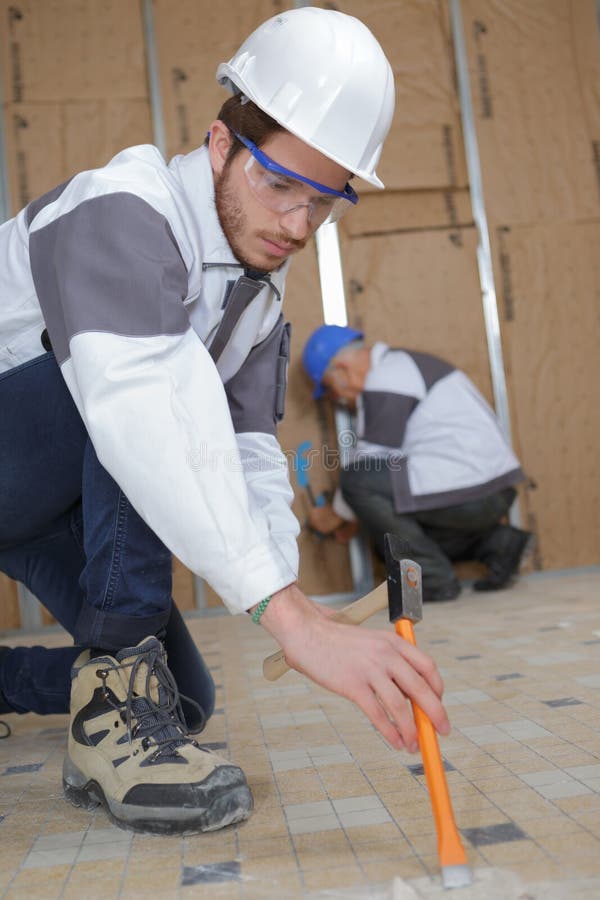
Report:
473,527,535,592
63,636,253,835
423,579,462,603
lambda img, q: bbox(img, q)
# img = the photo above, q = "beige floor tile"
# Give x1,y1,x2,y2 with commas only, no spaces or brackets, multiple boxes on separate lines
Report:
506,859,569,881
571,812,600,835
62,878,124,900
241,854,299,879
292,829,353,857
120,870,182,892
562,856,600,877
242,874,303,899
301,863,365,892
353,839,414,864
486,788,556,818
523,817,588,838
4,889,61,900
236,833,293,859
482,840,551,865
344,822,404,846
540,833,600,859
554,793,600,813
179,883,242,900
469,773,525,793
362,858,430,882
5,865,71,898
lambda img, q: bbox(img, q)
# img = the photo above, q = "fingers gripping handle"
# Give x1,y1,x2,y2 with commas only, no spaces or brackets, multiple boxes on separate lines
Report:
262,581,388,681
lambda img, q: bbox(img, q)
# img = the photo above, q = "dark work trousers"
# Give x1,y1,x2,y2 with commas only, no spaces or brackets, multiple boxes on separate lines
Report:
0,352,214,728
340,464,517,597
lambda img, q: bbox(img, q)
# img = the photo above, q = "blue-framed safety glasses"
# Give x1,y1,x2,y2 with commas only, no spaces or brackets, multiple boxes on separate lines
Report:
231,130,358,226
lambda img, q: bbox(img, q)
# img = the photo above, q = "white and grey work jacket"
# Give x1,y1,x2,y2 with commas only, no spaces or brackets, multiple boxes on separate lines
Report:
334,343,524,518
0,143,300,613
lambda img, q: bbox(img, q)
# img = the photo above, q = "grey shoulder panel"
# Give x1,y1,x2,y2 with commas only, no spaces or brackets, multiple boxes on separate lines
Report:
404,350,454,391
362,390,418,448
225,315,290,436
25,178,74,227
29,192,189,364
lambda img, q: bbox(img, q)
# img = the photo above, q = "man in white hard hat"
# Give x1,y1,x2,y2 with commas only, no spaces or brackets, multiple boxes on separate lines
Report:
303,326,533,600
0,8,449,834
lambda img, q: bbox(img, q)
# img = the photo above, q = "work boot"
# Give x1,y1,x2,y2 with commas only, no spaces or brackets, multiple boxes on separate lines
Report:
473,527,535,592
63,636,253,835
423,579,462,603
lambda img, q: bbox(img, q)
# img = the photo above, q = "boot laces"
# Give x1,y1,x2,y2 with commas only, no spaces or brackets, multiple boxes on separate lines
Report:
107,643,204,762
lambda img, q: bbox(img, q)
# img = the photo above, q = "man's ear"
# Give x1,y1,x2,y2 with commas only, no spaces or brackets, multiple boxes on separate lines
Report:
335,357,351,376
208,120,233,176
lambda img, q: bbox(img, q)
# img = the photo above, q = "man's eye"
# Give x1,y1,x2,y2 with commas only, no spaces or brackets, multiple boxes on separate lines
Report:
314,195,335,210
265,175,293,193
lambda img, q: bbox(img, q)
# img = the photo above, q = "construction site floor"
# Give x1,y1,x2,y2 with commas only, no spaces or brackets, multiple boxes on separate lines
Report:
1,570,599,899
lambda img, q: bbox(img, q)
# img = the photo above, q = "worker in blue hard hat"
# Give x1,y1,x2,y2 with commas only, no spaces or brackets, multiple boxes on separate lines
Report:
303,325,534,602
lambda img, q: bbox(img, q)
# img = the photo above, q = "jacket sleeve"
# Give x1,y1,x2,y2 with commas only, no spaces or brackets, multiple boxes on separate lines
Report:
224,316,300,579
28,188,296,613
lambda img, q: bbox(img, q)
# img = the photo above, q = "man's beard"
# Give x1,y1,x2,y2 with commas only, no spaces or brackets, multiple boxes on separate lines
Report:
214,167,255,268
214,165,305,272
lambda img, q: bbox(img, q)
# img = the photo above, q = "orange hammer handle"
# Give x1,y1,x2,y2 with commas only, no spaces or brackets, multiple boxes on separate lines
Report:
395,618,467,869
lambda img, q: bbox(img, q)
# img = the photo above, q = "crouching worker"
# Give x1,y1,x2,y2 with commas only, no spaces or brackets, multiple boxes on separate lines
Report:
0,8,450,836
303,325,533,603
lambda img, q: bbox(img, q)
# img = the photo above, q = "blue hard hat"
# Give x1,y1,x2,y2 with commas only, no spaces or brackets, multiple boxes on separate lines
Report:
302,324,364,398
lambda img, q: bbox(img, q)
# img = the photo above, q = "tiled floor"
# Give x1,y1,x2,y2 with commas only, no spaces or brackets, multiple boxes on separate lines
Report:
1,570,599,899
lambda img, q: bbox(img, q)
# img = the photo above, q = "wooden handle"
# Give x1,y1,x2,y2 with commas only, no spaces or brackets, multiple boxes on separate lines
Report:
262,581,388,681
395,618,467,869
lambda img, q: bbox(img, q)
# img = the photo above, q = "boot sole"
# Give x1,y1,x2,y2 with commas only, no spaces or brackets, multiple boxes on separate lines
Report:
62,755,253,835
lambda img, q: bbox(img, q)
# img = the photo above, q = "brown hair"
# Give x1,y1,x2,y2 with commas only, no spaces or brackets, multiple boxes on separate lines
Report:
205,95,284,161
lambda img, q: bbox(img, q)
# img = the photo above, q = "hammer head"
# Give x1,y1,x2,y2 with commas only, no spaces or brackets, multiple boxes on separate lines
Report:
384,532,423,624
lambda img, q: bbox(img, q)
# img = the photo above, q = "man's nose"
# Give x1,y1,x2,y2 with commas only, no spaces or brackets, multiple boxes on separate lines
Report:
280,204,312,240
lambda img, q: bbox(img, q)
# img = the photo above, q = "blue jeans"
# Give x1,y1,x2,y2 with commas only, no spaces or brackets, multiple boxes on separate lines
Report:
0,352,214,727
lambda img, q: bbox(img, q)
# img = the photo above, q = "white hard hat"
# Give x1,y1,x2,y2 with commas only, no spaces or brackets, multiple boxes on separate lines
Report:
216,7,395,189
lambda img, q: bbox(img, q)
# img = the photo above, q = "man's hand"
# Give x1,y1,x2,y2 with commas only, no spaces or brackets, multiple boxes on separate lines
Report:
254,584,450,752
307,504,360,544
332,521,360,544
307,503,346,535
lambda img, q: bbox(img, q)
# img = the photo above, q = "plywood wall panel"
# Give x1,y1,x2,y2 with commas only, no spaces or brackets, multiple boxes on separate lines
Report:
63,100,153,179
340,188,473,239
494,220,600,568
335,0,467,192
340,227,495,405
153,0,284,159
3,99,153,215
2,102,63,210
460,0,600,225
0,0,147,102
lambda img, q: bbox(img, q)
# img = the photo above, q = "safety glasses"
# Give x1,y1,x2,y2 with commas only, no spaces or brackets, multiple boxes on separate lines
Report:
232,130,358,226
